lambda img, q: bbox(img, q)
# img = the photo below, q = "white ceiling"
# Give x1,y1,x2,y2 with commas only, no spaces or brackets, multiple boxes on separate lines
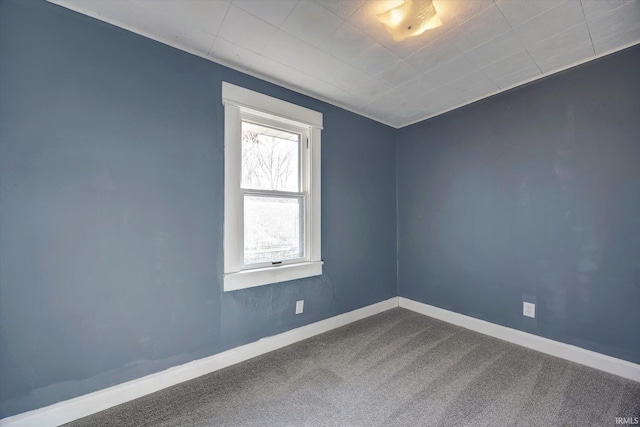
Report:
49,0,640,128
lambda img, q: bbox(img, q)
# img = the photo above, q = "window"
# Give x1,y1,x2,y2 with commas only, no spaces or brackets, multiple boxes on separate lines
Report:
222,82,322,291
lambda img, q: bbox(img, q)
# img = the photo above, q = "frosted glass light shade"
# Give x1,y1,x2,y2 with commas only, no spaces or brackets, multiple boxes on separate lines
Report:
377,0,442,42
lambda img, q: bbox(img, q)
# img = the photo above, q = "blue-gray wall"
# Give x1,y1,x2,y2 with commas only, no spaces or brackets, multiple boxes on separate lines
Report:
398,44,640,365
0,0,397,417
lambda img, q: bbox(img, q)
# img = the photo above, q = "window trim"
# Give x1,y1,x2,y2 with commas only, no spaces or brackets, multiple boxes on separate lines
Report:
222,82,322,292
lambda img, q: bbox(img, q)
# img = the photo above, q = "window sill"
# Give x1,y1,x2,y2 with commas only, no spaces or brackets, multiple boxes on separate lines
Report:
223,261,323,292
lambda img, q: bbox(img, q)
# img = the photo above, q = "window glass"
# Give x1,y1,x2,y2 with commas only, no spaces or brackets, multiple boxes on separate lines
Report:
241,121,299,192
243,195,303,264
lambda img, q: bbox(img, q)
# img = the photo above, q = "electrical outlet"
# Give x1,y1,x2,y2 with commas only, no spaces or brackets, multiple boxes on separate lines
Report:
523,302,536,318
295,300,304,315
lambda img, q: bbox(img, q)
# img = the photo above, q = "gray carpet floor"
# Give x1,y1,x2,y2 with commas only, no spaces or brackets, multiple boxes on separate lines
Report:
65,308,640,426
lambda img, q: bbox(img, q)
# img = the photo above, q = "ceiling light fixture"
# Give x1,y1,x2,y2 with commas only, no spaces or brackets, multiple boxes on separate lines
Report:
377,0,442,42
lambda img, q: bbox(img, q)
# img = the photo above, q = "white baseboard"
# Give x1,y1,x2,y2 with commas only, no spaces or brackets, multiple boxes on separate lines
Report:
0,297,399,427
399,297,640,383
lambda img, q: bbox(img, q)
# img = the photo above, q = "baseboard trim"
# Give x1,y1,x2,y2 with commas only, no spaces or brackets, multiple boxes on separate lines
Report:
399,297,640,382
0,297,399,427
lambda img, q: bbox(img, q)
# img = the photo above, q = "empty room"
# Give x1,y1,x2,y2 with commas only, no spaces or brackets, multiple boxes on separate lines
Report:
1,0,639,426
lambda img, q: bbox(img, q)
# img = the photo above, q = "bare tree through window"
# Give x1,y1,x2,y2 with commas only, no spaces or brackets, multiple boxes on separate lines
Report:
241,123,299,192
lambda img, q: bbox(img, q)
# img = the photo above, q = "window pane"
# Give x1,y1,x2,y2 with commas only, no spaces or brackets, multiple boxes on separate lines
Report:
242,121,299,192
244,195,303,264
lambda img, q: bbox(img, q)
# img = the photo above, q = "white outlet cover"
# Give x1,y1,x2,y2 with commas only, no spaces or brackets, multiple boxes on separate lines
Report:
295,300,304,314
523,302,536,318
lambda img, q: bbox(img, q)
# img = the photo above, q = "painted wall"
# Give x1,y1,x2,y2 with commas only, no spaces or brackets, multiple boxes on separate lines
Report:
0,0,397,417
398,44,640,365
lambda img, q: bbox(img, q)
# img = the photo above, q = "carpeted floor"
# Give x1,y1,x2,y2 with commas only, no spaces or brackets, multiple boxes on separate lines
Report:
65,308,640,426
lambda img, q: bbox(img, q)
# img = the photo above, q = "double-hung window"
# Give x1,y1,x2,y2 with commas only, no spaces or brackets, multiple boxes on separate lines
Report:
222,82,322,291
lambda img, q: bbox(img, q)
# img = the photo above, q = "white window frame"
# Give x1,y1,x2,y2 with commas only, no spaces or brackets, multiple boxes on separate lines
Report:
222,82,322,292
